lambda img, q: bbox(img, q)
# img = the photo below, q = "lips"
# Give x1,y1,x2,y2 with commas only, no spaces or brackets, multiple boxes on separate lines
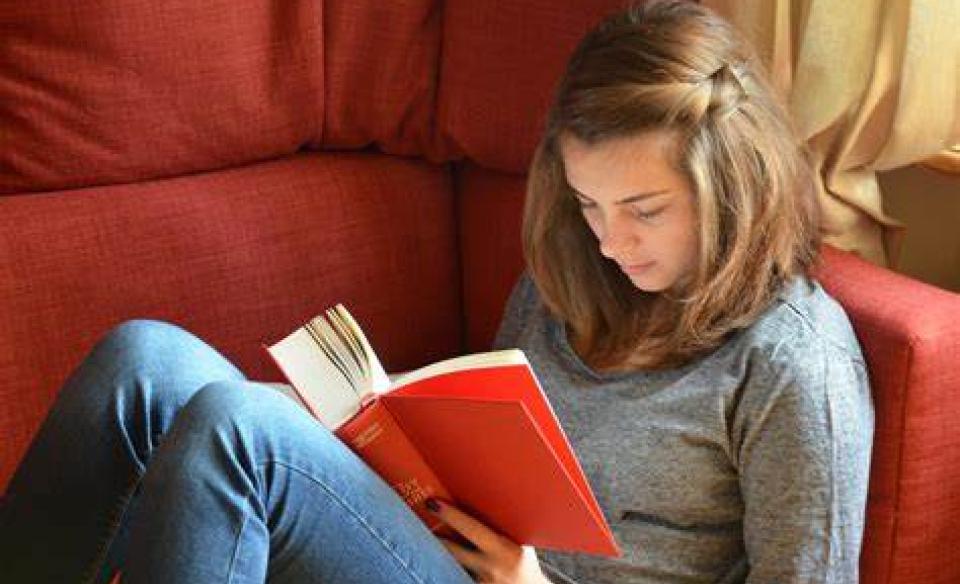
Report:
620,261,656,275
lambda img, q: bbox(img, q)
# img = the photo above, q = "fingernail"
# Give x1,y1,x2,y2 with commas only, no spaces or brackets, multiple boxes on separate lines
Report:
425,498,441,513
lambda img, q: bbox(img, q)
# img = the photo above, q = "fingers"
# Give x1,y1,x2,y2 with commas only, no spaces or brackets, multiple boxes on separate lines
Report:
437,537,486,579
427,499,510,554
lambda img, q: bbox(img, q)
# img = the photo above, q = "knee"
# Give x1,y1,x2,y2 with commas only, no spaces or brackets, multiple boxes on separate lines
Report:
184,381,256,420
92,319,240,382
81,319,244,418
97,319,196,364
178,381,302,435
166,382,344,477
72,319,202,405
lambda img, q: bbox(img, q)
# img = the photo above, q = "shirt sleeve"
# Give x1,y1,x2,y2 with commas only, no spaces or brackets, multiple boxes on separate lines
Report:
492,272,537,351
731,342,874,583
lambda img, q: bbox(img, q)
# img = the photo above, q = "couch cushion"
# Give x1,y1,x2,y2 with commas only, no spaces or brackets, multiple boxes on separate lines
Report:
322,0,445,159
0,151,462,492
0,0,323,194
456,163,526,351
438,0,629,174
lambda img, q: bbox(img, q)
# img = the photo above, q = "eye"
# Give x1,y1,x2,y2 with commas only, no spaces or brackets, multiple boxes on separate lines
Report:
630,205,665,221
574,196,597,210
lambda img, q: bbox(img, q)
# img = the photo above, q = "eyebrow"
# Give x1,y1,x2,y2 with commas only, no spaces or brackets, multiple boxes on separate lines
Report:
571,189,671,205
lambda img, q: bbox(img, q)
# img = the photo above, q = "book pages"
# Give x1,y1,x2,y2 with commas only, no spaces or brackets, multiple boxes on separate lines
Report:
331,304,391,396
266,327,363,430
391,349,528,390
266,304,392,429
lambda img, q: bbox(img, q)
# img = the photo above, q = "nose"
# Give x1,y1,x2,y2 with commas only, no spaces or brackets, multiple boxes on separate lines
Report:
597,214,636,261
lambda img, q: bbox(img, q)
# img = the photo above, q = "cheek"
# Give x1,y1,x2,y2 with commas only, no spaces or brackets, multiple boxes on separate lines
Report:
658,216,699,267
676,219,700,267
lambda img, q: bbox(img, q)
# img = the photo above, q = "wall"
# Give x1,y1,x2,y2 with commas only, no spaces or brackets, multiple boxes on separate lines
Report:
879,165,960,292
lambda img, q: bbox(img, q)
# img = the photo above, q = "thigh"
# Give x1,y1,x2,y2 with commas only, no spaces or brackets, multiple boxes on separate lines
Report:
125,381,474,584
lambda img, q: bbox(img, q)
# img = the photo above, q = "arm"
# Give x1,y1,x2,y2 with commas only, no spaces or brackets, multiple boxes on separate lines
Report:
732,346,874,583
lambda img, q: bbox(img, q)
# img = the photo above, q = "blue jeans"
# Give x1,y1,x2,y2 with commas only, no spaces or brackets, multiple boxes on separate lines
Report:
0,320,475,583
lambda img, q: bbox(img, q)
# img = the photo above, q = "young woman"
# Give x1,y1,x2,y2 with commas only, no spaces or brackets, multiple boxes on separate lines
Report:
0,1,873,583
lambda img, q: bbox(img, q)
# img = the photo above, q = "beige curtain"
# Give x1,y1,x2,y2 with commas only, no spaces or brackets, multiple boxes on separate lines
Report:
704,0,960,266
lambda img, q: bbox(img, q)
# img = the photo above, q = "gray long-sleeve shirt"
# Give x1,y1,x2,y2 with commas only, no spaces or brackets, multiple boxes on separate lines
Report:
493,274,874,583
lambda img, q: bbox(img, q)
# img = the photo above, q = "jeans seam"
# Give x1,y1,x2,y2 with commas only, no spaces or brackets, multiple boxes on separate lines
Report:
264,460,431,584
79,385,155,584
80,473,142,584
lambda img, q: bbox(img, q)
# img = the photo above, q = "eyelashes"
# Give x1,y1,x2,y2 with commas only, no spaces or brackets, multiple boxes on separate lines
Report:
630,206,665,220
575,199,666,222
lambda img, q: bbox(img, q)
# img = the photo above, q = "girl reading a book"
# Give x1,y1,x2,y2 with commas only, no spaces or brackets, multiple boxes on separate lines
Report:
1,1,872,583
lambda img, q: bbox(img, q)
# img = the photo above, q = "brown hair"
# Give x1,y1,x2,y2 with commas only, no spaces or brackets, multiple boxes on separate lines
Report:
524,0,820,371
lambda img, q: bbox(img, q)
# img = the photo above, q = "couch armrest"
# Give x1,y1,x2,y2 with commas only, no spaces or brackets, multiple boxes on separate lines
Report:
817,246,960,584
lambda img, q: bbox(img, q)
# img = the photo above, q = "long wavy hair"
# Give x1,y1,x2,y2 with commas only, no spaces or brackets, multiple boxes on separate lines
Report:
524,0,821,371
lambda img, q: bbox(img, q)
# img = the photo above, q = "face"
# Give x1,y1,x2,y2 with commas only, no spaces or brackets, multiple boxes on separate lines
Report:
560,130,699,293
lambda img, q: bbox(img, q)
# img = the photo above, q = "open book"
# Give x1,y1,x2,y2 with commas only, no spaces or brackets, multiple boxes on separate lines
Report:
266,304,620,557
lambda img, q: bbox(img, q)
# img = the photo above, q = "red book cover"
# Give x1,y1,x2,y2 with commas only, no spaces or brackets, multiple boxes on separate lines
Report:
382,364,620,557
335,399,452,534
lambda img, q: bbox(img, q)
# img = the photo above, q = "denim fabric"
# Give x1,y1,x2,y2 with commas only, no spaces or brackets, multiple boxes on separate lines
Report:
0,320,474,584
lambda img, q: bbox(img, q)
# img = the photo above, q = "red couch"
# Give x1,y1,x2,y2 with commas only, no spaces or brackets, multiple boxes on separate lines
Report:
2,1,959,582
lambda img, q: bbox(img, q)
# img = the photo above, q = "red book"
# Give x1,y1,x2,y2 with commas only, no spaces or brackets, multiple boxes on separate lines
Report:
266,304,620,557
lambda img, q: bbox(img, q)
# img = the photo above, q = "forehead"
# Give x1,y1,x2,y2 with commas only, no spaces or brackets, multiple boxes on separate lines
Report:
559,130,687,200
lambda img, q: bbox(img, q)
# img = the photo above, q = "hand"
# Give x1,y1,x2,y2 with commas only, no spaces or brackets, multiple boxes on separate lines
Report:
427,498,551,584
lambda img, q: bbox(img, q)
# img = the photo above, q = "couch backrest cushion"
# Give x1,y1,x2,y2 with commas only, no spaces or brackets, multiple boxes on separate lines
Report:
437,0,630,174
0,151,463,492
0,0,324,194
321,0,446,159
1,0,639,192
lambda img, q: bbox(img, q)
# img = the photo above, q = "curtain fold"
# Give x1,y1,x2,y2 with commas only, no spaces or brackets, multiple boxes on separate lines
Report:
705,0,960,266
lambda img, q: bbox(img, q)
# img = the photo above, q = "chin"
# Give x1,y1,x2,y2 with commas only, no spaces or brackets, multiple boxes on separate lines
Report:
623,262,687,293
627,276,671,293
